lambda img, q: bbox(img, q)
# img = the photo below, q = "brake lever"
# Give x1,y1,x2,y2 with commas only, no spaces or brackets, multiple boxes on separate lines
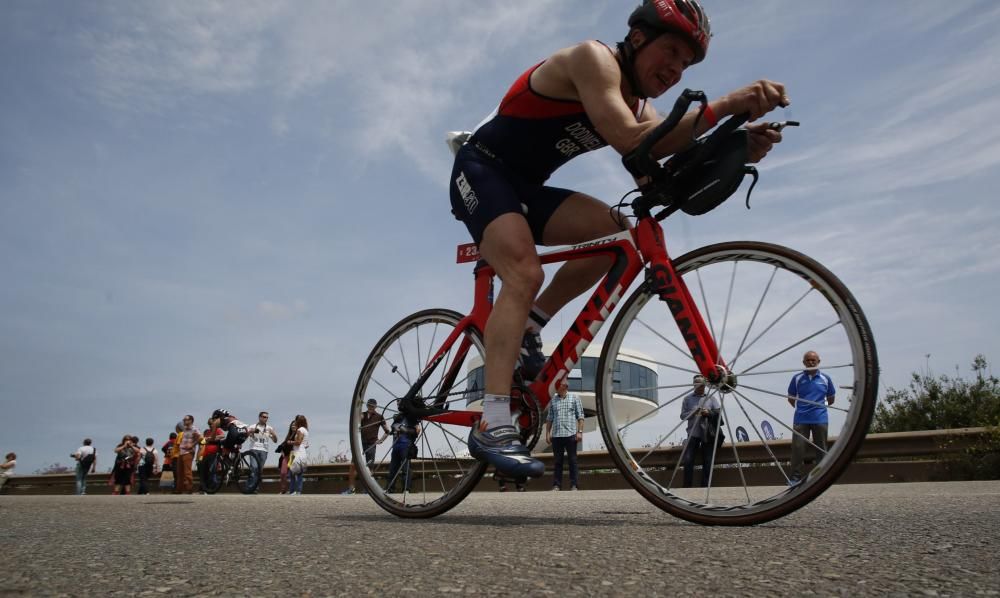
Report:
744,121,798,209
766,120,800,132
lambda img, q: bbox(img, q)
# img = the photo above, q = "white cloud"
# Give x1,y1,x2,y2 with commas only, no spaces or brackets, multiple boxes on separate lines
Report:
257,299,308,320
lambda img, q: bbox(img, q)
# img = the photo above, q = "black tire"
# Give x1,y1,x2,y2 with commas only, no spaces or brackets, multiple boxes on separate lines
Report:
351,309,488,518
596,241,878,525
201,454,224,495
237,452,261,494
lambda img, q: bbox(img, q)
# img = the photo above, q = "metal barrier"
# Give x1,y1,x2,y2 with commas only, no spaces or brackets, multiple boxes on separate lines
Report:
2,427,993,495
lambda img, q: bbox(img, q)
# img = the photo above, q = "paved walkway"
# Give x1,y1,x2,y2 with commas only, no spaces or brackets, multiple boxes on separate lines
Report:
2,482,998,596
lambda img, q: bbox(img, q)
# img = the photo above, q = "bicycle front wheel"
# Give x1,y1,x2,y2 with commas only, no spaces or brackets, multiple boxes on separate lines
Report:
596,241,878,525
236,452,261,494
351,309,488,518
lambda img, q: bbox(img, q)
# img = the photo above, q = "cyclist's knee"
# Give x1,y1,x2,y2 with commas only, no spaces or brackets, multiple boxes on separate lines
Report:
503,258,544,299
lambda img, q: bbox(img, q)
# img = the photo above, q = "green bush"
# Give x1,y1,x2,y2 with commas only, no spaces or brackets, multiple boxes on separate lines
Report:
873,355,999,480
873,355,1000,432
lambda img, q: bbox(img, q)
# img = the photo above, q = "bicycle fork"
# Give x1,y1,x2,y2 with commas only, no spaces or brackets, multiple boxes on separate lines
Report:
636,218,727,383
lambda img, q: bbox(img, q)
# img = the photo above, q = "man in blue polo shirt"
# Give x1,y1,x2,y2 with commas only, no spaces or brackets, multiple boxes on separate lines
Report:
787,350,835,484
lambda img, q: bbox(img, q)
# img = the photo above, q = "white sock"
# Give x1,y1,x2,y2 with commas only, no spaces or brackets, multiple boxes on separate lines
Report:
481,394,511,429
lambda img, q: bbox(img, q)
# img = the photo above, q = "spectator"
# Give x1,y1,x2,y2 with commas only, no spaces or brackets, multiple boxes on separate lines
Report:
0,452,16,493
174,415,203,495
545,379,585,491
159,432,177,492
197,419,226,493
680,375,721,488
276,419,297,494
787,350,835,485
129,435,141,489
71,439,96,496
112,436,137,495
387,412,421,494
245,411,277,488
137,438,159,495
342,399,391,495
287,415,310,496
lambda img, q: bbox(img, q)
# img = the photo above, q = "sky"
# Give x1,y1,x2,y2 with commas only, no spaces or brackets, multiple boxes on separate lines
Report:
2,1,999,474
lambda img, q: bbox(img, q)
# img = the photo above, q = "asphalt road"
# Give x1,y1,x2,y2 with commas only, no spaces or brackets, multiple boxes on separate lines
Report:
2,482,998,597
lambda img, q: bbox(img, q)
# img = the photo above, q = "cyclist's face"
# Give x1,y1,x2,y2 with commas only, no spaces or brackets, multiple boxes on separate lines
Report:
635,33,694,98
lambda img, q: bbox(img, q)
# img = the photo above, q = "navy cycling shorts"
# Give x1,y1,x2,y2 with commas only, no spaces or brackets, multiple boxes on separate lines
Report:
449,143,575,245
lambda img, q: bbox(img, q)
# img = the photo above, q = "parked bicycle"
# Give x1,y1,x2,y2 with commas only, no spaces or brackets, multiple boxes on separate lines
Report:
351,90,878,525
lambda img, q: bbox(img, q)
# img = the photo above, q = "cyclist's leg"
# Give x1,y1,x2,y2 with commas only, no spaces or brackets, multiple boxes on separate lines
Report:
534,192,627,319
450,150,547,480
450,147,542,401
478,213,544,399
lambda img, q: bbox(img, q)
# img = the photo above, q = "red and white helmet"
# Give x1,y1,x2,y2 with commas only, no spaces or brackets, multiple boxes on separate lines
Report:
628,0,712,64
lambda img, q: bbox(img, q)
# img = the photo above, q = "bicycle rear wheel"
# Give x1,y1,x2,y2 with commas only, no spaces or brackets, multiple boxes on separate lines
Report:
351,309,488,518
236,452,261,494
596,241,878,525
200,454,224,495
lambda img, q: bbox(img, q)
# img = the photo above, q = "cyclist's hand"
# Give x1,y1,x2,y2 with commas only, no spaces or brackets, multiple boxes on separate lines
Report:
745,122,782,163
721,80,789,122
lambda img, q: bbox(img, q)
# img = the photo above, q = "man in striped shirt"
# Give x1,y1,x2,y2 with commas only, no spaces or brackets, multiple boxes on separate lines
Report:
545,380,586,491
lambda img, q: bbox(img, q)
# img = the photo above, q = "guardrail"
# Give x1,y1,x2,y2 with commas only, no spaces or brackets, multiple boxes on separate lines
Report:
2,427,993,495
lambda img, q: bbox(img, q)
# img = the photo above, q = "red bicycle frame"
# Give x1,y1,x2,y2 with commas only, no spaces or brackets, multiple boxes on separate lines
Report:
419,215,724,429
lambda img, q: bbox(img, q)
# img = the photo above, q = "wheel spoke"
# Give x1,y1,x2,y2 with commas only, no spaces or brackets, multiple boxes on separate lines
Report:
731,287,814,367
737,382,851,415
636,317,695,364
729,388,792,483
730,265,778,370
618,386,690,433
379,352,411,387
737,320,842,377
731,389,830,457
693,267,718,348
397,340,412,385
717,261,738,359
739,362,854,377
618,352,699,376
718,396,753,504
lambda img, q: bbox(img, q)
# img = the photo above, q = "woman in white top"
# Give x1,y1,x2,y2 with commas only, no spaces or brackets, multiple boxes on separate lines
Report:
288,415,310,495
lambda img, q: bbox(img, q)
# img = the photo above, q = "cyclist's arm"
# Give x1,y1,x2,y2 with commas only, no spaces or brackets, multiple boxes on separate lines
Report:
564,42,721,158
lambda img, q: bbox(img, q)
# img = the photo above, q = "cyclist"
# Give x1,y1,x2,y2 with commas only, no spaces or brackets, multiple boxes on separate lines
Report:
449,0,790,479
209,409,250,453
